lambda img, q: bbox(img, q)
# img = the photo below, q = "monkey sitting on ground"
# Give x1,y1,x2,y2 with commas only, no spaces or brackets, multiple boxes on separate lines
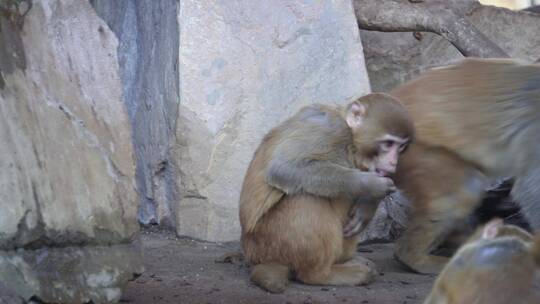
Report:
239,93,414,293
390,58,540,274
424,218,540,304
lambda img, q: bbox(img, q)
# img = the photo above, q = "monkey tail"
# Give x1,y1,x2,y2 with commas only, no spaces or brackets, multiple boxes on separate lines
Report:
250,263,290,293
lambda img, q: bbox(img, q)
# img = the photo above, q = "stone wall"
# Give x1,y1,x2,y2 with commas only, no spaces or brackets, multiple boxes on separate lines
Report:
176,0,372,242
0,0,142,302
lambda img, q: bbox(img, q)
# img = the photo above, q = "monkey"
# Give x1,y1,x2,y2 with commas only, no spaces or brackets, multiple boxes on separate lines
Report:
389,58,540,274
238,93,414,293
424,218,540,304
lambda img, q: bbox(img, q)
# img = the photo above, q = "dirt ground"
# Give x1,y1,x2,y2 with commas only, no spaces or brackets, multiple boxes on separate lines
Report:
121,228,436,304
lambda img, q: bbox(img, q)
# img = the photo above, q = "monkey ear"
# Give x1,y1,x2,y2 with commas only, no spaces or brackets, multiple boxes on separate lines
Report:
482,218,503,239
346,102,366,130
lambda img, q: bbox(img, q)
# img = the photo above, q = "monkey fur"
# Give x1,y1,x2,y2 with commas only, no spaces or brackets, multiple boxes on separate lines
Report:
424,219,540,304
391,58,540,274
239,93,414,293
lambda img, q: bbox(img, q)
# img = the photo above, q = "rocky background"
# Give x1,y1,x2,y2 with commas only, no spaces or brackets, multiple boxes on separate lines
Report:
0,0,142,303
91,0,180,230
91,0,540,245
93,0,372,242
362,3,540,92
174,1,370,241
1,0,540,302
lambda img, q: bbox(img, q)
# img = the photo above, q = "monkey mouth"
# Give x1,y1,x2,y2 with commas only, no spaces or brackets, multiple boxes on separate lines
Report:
375,169,389,177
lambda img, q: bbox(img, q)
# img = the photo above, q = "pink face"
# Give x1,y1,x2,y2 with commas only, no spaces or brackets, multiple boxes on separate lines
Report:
365,135,410,177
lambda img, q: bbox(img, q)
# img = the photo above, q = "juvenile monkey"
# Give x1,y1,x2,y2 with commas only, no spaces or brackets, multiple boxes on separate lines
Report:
391,58,540,273
424,218,540,304
239,93,414,293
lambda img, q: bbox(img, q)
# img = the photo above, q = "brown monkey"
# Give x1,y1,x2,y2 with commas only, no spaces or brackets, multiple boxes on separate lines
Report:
239,93,414,293
390,58,540,274
424,218,540,304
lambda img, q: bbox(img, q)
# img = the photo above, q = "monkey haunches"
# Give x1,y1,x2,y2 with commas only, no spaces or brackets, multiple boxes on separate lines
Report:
238,93,414,293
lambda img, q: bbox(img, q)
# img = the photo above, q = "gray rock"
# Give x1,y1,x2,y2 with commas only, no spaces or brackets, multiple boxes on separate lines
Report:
358,192,410,244
362,4,540,92
0,0,138,249
0,0,141,302
175,0,371,241
0,243,143,303
91,0,181,229
0,281,24,304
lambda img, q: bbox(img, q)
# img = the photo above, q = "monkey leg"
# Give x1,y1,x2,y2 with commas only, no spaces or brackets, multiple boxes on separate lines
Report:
394,145,488,274
339,237,360,262
243,194,370,290
296,258,377,286
394,212,454,274
250,263,290,294
396,184,488,274
512,167,540,231
337,236,377,270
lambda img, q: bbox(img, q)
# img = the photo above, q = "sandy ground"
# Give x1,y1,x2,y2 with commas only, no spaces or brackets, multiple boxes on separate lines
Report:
121,228,435,304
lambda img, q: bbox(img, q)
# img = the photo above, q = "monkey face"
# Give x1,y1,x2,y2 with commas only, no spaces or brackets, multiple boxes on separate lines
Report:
360,135,410,177
345,93,414,176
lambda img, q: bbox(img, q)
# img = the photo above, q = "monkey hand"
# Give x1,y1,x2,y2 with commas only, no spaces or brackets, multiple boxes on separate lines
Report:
343,204,365,238
354,172,396,201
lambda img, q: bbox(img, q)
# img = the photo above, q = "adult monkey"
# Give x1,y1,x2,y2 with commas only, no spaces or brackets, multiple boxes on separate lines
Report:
239,93,414,293
391,58,540,274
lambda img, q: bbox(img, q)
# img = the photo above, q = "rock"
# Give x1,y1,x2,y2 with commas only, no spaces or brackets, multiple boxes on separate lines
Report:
362,3,540,92
0,0,138,249
0,244,143,304
525,5,540,14
0,281,24,304
0,0,141,302
176,0,371,241
358,192,410,244
91,0,181,229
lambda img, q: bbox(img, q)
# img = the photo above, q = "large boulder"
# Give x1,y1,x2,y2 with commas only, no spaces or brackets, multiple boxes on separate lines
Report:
176,0,372,241
0,0,142,302
362,3,540,92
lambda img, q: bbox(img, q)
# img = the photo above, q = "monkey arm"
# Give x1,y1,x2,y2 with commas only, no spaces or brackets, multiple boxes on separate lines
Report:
266,157,390,200
265,104,395,200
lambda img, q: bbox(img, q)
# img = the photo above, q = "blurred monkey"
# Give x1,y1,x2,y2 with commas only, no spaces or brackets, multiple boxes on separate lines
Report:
391,58,540,273
424,218,540,304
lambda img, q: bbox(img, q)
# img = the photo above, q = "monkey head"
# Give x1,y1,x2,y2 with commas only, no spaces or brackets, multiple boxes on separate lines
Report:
345,93,415,177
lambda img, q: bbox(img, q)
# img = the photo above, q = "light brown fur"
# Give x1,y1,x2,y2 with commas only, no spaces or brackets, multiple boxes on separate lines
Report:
391,58,540,273
239,93,414,292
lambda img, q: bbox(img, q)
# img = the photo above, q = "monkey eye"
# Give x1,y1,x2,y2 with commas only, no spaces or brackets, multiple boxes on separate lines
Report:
378,140,395,152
